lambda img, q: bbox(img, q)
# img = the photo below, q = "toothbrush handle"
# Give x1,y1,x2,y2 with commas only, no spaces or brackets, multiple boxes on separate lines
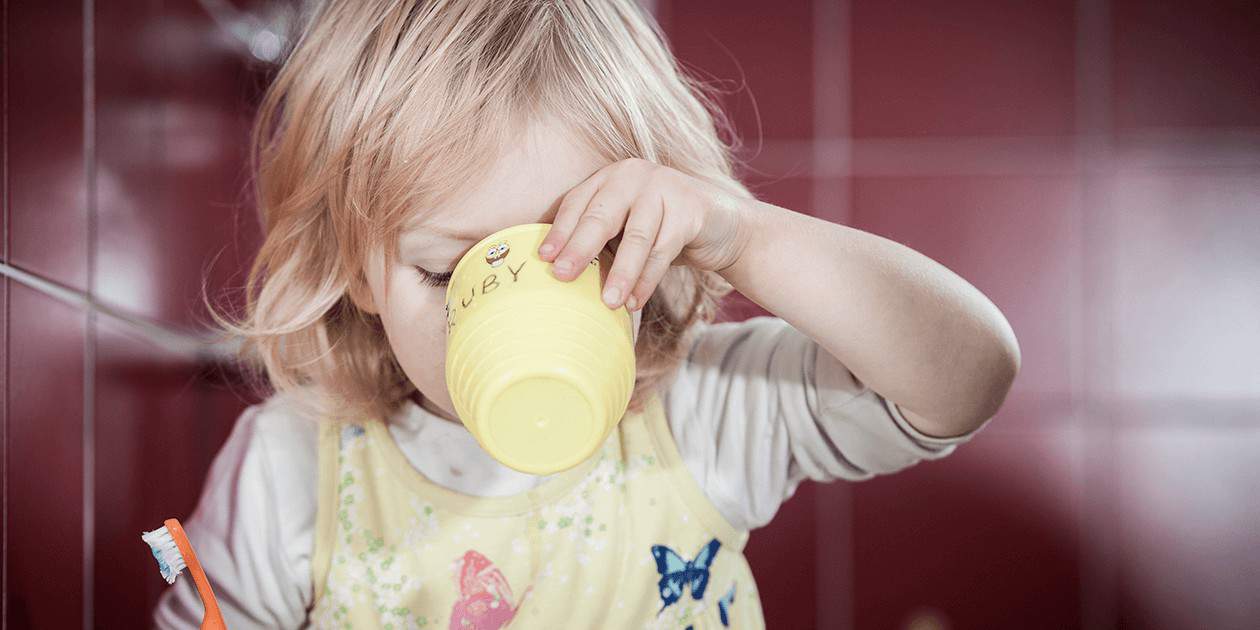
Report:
164,518,228,630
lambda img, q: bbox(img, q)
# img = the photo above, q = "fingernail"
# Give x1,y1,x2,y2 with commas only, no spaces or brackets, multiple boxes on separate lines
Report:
602,286,621,306
539,243,555,257
554,259,572,275
626,295,638,310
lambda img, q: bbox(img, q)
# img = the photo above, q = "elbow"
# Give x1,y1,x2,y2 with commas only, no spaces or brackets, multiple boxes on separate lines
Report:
968,332,1021,430
904,320,1022,438
948,297,1021,434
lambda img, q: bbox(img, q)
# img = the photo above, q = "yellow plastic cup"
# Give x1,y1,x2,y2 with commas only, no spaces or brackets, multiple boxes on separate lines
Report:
443,223,636,475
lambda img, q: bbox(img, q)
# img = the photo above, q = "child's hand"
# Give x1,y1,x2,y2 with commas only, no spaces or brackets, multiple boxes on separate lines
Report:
538,158,752,311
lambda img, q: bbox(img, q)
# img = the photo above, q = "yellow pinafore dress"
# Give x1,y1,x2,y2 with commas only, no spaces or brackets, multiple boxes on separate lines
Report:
308,391,765,629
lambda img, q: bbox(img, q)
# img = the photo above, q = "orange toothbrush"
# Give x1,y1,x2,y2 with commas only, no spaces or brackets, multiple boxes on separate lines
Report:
142,517,227,629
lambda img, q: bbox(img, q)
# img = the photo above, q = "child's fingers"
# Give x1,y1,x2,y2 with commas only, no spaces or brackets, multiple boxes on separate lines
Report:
601,194,663,308
625,212,688,312
551,177,637,281
540,168,605,262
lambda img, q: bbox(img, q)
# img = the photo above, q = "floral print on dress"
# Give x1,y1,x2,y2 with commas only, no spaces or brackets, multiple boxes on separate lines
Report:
535,443,656,543
312,423,428,629
401,497,441,552
309,396,762,630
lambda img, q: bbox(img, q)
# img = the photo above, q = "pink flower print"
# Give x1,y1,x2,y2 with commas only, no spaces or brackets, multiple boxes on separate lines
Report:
449,550,530,630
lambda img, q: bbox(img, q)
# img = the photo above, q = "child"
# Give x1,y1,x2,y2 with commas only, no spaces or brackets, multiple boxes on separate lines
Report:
155,1,1019,628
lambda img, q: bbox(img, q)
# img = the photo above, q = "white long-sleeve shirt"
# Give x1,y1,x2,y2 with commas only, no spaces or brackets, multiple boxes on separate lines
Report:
152,315,983,628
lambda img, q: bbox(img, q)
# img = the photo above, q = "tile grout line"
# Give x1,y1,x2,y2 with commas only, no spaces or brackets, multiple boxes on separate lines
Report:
2,0,6,263
1074,0,1118,628
745,131,1260,179
82,0,95,626
2,0,9,623
811,1,853,629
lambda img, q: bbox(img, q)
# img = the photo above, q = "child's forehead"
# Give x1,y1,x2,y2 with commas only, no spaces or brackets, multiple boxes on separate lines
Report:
403,211,486,244
400,120,608,249
397,194,555,261
401,198,552,245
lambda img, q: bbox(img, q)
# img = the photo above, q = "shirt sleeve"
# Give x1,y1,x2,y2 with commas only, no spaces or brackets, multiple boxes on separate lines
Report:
151,397,319,629
663,315,988,532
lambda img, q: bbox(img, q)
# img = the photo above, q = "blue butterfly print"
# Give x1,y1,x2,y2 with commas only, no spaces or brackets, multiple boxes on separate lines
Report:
650,538,721,614
718,583,736,626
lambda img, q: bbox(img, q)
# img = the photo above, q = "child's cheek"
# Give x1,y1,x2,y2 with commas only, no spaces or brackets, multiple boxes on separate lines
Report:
382,269,446,363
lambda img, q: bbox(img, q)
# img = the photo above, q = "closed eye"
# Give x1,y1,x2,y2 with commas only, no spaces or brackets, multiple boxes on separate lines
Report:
414,267,452,288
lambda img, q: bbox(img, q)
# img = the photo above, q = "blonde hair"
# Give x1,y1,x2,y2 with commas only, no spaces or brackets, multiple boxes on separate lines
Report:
204,0,752,424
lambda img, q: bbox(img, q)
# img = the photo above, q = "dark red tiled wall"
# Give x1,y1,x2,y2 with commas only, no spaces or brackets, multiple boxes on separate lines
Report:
1112,1,1260,130
658,0,1260,628
4,0,263,627
7,2,88,290
851,0,1078,138
7,284,87,629
4,1,1258,628
94,0,262,330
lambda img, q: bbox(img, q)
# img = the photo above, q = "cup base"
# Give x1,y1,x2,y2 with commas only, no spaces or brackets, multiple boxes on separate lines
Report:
480,375,603,475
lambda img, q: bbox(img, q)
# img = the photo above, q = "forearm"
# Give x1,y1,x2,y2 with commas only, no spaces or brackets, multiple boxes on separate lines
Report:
718,199,1020,436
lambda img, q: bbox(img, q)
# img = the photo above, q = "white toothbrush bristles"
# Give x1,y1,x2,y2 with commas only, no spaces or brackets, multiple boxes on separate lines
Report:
142,525,188,584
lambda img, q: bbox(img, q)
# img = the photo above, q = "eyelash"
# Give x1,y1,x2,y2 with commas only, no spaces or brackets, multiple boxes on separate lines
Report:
415,267,452,288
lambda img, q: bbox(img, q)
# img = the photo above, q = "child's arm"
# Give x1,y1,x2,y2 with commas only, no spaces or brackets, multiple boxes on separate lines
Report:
538,158,1016,531
152,402,317,629
538,159,1018,439
666,315,976,530
717,200,1020,439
